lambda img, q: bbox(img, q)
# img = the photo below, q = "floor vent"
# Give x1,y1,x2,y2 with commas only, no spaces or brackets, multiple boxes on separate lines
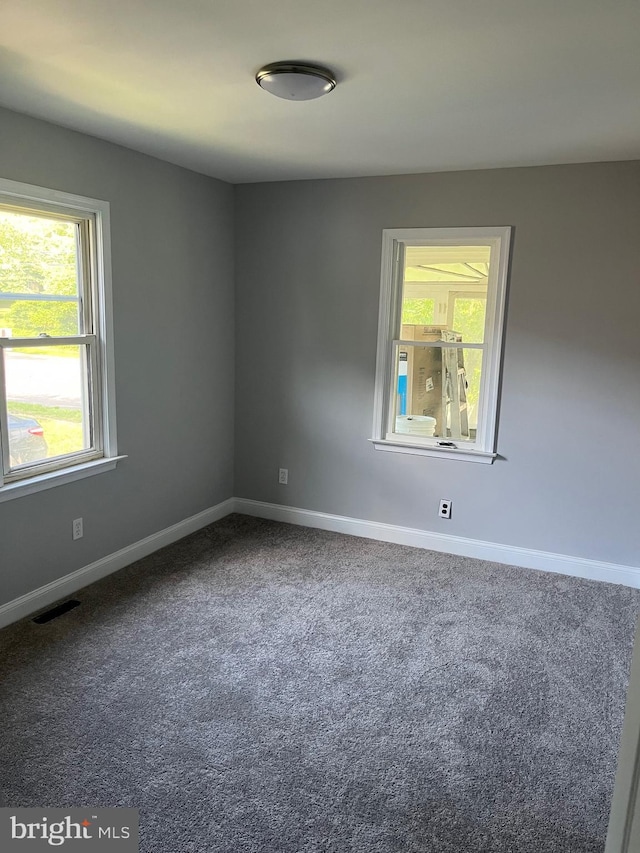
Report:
32,600,81,624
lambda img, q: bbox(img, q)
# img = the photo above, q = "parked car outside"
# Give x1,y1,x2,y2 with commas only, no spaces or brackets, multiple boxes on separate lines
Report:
8,413,48,465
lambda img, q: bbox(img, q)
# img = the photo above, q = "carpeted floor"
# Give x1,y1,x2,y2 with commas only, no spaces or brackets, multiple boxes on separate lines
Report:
1,514,638,852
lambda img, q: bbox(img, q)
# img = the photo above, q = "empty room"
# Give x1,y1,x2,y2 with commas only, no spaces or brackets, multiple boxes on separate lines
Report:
1,2,640,851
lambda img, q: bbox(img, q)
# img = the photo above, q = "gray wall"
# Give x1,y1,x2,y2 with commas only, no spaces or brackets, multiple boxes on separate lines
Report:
234,162,640,567
2,114,637,611
0,108,235,606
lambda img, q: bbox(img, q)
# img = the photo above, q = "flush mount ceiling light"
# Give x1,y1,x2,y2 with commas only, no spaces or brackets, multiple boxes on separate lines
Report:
255,62,336,101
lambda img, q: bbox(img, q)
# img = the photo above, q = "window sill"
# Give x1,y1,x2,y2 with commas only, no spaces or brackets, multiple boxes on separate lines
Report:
370,439,496,464
0,455,127,503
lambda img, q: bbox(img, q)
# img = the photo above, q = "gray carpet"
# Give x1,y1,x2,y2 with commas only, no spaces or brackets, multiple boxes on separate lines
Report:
1,514,638,853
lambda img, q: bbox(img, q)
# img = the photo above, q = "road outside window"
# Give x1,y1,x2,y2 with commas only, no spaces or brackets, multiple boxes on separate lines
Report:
0,179,118,494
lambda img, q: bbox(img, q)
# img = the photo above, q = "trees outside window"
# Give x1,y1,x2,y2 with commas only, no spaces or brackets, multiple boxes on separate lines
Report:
0,178,119,497
372,227,511,464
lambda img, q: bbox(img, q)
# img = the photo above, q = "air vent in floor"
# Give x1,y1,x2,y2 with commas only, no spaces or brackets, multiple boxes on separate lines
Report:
32,600,81,624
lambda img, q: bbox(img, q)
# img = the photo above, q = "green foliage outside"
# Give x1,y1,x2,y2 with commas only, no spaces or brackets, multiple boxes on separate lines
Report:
32,418,83,458
452,298,485,412
8,401,83,458
401,295,486,414
453,298,485,344
2,213,85,456
0,211,79,337
8,301,78,337
401,298,434,325
8,401,82,423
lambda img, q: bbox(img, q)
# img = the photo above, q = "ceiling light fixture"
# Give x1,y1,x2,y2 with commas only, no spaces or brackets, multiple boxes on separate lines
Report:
255,62,336,101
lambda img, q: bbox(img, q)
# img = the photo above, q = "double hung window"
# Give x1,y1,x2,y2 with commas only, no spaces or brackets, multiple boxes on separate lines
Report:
372,227,511,463
0,179,118,498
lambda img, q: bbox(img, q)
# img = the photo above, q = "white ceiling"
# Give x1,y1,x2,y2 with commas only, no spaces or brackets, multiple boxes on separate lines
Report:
1,0,639,184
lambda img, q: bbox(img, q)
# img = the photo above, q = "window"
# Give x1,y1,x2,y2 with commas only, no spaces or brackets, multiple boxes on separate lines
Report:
0,178,120,500
372,227,511,463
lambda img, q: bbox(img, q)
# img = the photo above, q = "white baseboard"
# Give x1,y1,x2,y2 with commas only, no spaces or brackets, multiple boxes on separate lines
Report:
234,498,640,589
4,494,639,631
0,498,235,630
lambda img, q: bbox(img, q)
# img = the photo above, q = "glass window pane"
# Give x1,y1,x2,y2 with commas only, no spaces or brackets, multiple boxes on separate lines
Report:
4,345,92,468
401,245,489,343
452,296,486,344
401,297,434,326
461,348,483,438
391,343,483,442
0,209,81,337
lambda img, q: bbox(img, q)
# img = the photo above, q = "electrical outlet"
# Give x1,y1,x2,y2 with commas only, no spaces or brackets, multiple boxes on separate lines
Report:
438,499,452,519
72,517,83,540
278,468,288,485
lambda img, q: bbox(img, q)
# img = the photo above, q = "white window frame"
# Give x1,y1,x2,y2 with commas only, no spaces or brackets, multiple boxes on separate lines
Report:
0,178,123,502
371,226,511,464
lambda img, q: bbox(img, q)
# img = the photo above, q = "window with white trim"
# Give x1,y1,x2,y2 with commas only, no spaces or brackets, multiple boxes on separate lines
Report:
372,227,511,464
0,178,119,498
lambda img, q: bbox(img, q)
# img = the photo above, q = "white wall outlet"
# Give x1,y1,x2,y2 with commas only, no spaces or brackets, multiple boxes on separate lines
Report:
72,517,83,540
278,468,288,485
438,499,452,519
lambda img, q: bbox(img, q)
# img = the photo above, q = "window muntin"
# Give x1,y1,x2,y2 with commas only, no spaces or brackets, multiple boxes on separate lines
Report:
373,227,510,460
0,183,114,488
